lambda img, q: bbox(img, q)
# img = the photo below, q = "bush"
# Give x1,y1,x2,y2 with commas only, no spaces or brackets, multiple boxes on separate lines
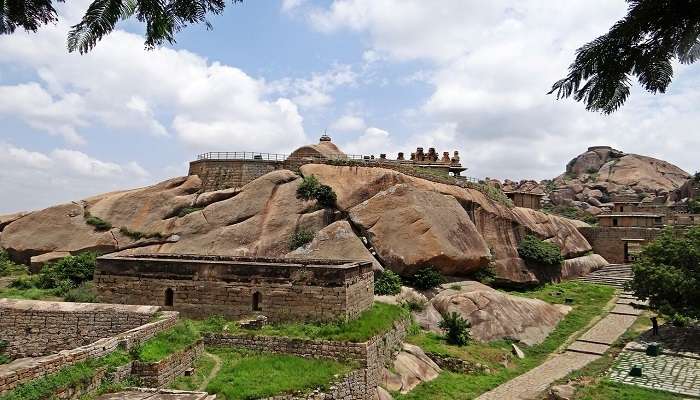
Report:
288,230,314,250
9,275,39,290
410,266,445,290
688,199,700,214
0,250,28,277
119,227,164,241
84,214,112,231
296,175,337,208
38,253,96,289
296,175,321,201
472,264,496,285
374,270,402,295
397,290,428,311
517,235,564,266
670,313,692,328
0,355,9,365
63,282,97,303
438,311,471,346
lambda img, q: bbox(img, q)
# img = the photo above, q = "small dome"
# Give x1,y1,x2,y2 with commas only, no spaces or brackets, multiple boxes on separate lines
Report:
319,134,332,142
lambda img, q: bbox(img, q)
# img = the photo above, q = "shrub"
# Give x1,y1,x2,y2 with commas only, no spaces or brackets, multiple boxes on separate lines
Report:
586,167,598,174
0,355,9,365
438,311,471,346
63,282,97,303
0,250,28,277
410,266,445,290
688,199,700,214
119,227,164,241
9,275,38,290
472,264,496,285
398,290,428,311
296,175,337,208
84,214,112,231
517,235,564,266
296,175,321,201
314,184,337,208
374,270,402,295
670,313,692,328
288,230,314,250
38,253,96,289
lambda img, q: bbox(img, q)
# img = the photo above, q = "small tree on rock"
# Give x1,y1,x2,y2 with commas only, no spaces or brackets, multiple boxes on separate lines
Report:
439,311,471,346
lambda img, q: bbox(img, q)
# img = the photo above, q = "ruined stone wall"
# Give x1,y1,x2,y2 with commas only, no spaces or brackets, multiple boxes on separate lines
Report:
95,256,374,323
264,369,369,400
579,227,662,264
0,299,161,358
132,340,204,388
0,302,178,394
204,316,409,400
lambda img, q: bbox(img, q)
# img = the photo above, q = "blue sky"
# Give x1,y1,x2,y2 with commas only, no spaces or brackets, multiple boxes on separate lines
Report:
1,0,699,213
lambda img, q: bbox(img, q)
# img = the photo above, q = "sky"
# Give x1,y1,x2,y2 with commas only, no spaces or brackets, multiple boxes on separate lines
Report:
1,0,699,213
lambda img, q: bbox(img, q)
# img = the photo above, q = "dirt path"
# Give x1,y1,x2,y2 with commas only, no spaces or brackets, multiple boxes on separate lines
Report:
476,293,643,400
198,351,222,392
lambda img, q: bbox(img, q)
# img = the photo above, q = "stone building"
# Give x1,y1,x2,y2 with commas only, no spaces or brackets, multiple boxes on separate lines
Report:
596,213,664,228
94,254,374,323
505,191,545,210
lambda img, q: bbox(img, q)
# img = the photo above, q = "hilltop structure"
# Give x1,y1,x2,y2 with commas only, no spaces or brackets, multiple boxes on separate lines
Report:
188,134,467,192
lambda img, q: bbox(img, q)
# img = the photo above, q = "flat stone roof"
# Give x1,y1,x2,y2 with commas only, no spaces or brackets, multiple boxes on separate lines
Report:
597,213,663,218
0,298,160,314
99,253,369,269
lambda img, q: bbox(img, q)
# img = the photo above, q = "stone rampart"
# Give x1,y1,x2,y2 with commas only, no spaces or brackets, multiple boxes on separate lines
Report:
0,299,161,358
579,227,662,264
95,255,374,323
264,369,369,400
0,301,178,394
132,340,204,388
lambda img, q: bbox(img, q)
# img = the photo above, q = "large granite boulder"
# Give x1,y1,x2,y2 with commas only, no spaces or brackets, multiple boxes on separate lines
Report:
561,254,608,280
418,281,568,345
381,343,441,394
348,184,491,275
286,220,382,271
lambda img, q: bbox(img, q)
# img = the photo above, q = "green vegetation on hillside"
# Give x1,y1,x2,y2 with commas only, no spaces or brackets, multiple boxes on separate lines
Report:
517,235,564,267
541,204,597,225
204,347,352,400
399,281,615,399
134,321,200,363
374,270,402,295
0,250,27,277
296,175,337,208
287,229,315,250
195,302,408,343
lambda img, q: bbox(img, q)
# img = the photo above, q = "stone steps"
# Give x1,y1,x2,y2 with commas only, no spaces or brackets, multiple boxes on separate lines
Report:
577,264,633,288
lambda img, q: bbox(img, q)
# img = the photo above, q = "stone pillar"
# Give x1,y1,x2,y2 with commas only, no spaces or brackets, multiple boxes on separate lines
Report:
428,147,437,161
397,152,404,160
379,154,386,159
452,151,460,164
441,152,450,163
416,147,424,161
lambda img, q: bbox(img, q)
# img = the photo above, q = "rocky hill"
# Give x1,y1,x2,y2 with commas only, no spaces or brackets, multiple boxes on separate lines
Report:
0,165,606,286
498,146,691,218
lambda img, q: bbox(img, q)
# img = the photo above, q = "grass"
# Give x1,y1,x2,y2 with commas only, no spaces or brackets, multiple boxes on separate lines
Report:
170,352,217,391
194,302,408,343
84,214,112,231
0,350,130,400
0,286,63,300
204,347,353,400
118,226,164,241
134,321,200,363
574,381,686,399
397,281,615,399
0,354,10,365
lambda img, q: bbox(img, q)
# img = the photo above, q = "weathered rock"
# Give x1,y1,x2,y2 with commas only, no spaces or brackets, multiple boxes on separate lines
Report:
561,254,608,280
0,212,29,231
548,383,576,400
349,184,491,275
30,251,71,271
376,386,394,400
286,220,382,271
375,286,428,308
427,281,567,345
381,343,441,394
512,343,525,359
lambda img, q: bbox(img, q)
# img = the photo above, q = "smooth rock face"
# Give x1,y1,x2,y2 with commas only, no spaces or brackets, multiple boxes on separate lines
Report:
286,220,383,271
349,184,491,275
381,343,441,394
561,254,608,280
425,281,567,345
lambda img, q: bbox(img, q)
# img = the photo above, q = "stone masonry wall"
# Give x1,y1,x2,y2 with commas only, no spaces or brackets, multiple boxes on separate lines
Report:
95,256,374,323
132,340,204,388
579,227,662,264
204,316,409,400
189,159,282,192
0,303,178,395
0,299,160,358
264,369,369,400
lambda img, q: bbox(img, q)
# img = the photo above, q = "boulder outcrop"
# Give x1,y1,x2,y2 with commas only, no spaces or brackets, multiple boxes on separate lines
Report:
417,281,568,345
381,343,441,394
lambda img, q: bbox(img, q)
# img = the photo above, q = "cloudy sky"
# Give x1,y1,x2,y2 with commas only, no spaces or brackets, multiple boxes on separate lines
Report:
1,0,698,213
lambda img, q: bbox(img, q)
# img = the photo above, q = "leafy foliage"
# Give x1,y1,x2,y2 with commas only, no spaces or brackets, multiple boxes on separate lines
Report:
409,266,445,291
38,252,96,288
374,270,402,295
0,250,28,277
119,226,164,241
688,198,700,214
550,0,700,113
517,235,564,266
628,227,700,318
296,175,337,208
438,311,471,346
288,229,314,250
84,214,112,231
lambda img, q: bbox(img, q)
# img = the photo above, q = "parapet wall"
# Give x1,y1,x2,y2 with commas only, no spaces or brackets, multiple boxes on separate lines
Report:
579,227,662,264
0,299,178,394
189,159,283,192
0,299,161,358
95,255,374,323
132,340,204,388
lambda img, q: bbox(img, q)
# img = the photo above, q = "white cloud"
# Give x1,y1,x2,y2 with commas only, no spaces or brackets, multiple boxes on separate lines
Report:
0,142,152,212
269,64,357,110
281,0,307,12
309,0,700,180
330,115,366,132
0,8,309,153
342,127,393,155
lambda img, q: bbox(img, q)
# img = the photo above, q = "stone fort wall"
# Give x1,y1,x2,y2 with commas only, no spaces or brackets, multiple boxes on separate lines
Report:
95,255,374,323
579,227,662,264
0,299,161,358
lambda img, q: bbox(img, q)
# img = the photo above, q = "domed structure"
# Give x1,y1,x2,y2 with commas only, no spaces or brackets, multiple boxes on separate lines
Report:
288,134,346,160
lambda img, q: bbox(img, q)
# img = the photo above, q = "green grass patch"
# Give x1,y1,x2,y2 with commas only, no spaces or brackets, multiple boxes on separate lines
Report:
118,227,164,241
170,352,217,391
84,213,112,231
0,286,63,300
574,381,685,400
0,350,130,400
0,354,10,365
134,321,200,363
398,282,615,399
194,302,408,343
205,347,353,399
0,250,28,277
